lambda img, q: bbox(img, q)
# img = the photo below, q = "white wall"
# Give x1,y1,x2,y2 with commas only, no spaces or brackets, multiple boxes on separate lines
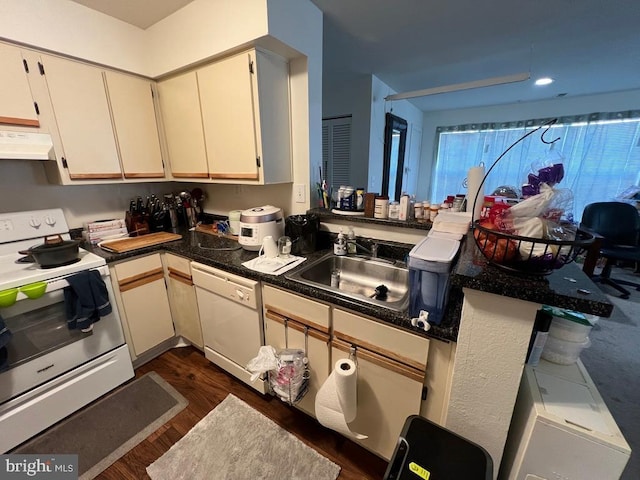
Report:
0,0,322,221
0,161,179,229
146,0,269,77
417,88,640,200
322,72,373,190
267,0,323,214
0,0,148,73
369,75,424,196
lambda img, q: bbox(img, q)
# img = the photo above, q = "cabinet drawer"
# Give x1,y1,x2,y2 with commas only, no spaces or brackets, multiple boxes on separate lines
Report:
165,253,192,277
333,308,429,371
114,253,163,282
262,285,330,332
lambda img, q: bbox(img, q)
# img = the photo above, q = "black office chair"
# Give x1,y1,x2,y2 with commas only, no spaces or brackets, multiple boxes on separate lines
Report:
580,201,640,299
384,415,493,480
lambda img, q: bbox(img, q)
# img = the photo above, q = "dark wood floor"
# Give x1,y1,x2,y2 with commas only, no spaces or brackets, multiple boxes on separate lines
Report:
98,347,388,479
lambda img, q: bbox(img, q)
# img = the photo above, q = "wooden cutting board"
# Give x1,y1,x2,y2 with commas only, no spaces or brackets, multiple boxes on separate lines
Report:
98,232,182,253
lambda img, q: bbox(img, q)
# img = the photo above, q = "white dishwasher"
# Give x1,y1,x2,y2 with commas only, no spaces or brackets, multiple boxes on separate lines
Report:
191,262,267,393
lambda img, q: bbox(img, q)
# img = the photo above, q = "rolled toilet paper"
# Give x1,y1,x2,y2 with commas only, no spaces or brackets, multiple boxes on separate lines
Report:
315,359,367,439
466,164,485,221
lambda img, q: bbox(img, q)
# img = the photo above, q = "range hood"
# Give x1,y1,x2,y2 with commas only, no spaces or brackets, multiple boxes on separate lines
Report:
0,130,55,160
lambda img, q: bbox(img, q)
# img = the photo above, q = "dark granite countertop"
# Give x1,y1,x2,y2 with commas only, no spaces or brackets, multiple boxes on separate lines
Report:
309,207,432,231
86,218,612,345
85,228,460,343
452,232,614,317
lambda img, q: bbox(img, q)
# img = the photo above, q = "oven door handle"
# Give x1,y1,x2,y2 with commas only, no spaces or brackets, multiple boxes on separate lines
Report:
15,265,110,301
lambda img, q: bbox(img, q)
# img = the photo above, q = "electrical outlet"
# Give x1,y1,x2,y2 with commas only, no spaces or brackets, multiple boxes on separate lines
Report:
294,184,306,203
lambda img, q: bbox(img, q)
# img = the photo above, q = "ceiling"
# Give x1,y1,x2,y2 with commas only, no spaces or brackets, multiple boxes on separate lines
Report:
71,0,194,29
70,0,640,111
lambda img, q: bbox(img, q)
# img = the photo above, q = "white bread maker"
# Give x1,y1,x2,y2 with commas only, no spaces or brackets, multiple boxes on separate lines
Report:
238,205,284,251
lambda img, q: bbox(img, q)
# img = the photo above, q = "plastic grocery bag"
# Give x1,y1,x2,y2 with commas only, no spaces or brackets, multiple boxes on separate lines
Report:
246,345,278,382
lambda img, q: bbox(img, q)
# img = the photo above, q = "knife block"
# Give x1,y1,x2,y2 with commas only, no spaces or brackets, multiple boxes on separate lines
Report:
125,211,149,236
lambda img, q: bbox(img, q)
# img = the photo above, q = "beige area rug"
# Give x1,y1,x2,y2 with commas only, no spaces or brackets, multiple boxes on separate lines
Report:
14,371,188,480
147,394,341,480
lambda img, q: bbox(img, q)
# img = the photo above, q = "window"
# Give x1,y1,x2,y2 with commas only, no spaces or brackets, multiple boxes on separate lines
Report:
432,114,640,220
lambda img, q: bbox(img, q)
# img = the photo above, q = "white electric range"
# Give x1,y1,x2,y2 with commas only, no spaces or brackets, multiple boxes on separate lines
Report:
0,209,134,453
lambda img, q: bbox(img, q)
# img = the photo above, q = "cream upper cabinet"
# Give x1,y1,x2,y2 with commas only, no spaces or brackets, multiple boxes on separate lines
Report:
198,49,291,184
104,71,165,179
0,43,39,128
40,54,122,180
157,71,209,179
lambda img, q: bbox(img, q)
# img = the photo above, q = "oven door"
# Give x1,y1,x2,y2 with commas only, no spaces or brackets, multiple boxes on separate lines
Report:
0,265,126,405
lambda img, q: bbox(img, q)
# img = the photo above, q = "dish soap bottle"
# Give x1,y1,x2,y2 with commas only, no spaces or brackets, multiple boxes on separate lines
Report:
347,227,357,255
334,229,347,256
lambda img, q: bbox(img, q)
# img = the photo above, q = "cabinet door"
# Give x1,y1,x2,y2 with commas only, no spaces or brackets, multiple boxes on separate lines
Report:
41,54,122,179
0,43,39,127
104,71,164,179
121,277,175,356
157,71,208,178
332,338,426,460
167,273,203,348
116,254,175,357
198,51,259,181
264,311,330,417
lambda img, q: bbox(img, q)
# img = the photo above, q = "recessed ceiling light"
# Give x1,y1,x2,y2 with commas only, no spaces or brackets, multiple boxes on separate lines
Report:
534,77,554,86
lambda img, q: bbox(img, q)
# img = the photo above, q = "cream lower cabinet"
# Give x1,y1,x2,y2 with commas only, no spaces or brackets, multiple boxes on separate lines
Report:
164,253,203,349
332,308,430,460
262,285,331,417
111,253,175,359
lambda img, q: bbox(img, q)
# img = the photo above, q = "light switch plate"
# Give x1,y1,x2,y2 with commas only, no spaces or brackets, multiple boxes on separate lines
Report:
294,184,306,203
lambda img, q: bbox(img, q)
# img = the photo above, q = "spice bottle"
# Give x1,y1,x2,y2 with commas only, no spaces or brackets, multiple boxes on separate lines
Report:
374,196,389,219
429,205,439,222
388,201,400,220
414,202,423,221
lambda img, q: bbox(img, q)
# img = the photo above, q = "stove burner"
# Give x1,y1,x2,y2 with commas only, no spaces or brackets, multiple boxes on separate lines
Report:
14,256,81,268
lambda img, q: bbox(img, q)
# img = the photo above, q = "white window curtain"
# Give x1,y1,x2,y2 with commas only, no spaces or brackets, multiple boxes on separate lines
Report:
432,111,640,220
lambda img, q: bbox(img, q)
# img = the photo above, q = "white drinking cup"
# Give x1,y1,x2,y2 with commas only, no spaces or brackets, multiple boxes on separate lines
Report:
259,235,278,259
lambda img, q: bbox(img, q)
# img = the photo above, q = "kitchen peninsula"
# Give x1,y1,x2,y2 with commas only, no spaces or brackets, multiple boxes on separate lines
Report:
86,208,612,472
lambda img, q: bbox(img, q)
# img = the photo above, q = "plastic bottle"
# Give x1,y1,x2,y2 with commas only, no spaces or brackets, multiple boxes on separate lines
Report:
334,229,347,256
347,227,357,254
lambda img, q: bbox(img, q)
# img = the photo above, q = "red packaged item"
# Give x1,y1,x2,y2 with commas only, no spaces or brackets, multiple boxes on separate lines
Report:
488,202,512,231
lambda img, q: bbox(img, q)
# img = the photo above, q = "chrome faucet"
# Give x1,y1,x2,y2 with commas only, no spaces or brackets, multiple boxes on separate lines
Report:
353,241,378,258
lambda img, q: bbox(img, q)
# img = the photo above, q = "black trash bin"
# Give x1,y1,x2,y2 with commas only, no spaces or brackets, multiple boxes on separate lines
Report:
285,214,319,255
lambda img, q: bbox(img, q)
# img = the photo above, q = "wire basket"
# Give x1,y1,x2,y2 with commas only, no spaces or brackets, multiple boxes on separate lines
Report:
472,221,594,275
470,119,594,275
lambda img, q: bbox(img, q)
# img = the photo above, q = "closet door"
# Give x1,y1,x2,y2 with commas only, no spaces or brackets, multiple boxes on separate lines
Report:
322,116,352,188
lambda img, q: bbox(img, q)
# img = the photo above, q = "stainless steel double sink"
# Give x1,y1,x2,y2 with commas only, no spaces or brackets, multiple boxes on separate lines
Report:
286,253,409,311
